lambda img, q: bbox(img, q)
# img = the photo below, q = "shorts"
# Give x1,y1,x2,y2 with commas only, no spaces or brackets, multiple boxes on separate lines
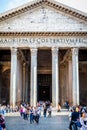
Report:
1,123,6,129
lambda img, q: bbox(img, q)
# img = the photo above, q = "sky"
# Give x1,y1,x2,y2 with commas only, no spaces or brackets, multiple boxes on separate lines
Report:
0,0,87,14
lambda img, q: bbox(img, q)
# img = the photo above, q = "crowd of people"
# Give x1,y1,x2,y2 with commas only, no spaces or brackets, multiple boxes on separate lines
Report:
1,102,87,130
19,101,52,124
68,105,87,130
18,102,87,130
0,101,52,129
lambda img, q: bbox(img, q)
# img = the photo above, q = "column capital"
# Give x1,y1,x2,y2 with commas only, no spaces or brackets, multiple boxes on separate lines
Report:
51,47,59,55
30,47,37,51
51,47,59,51
10,47,18,55
71,48,79,56
30,48,37,56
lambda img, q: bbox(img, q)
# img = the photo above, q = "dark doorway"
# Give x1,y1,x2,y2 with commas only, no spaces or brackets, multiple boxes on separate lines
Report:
37,74,52,102
38,85,50,101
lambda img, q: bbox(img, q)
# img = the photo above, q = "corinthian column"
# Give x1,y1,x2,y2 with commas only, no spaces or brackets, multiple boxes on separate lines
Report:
22,63,26,102
0,65,2,103
10,48,18,108
30,48,37,106
52,47,59,107
72,48,79,105
25,64,29,103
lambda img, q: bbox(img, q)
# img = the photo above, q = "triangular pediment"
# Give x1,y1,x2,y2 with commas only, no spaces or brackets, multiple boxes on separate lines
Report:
0,0,87,32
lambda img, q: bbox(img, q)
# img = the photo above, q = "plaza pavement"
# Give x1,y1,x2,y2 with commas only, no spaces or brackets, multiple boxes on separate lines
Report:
5,110,69,130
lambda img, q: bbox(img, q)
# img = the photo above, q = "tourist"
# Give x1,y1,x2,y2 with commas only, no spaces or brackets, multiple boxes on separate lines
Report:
68,108,73,130
47,104,52,117
43,104,47,118
22,107,27,120
33,107,40,124
37,105,41,117
68,107,79,130
64,101,69,110
57,103,61,112
0,114,6,130
80,111,87,130
19,107,23,117
30,106,34,124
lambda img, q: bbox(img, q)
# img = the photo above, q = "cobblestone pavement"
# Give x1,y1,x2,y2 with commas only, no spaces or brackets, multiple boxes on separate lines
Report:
5,111,69,130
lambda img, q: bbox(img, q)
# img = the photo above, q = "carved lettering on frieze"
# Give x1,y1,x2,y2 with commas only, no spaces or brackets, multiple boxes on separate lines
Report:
0,37,87,47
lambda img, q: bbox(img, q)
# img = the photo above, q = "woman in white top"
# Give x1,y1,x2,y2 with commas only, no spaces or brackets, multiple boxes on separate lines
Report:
80,111,87,130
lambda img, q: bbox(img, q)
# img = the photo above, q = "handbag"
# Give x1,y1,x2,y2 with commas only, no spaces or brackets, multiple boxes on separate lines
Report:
76,121,82,128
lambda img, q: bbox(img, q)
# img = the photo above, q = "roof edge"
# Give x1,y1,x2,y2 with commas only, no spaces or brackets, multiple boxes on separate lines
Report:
0,31,87,36
0,0,87,22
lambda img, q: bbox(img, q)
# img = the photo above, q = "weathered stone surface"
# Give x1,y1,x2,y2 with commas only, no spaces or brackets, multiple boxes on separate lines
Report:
0,37,87,48
0,6,87,32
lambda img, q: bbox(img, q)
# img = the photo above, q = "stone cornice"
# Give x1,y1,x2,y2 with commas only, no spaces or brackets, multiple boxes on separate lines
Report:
0,0,87,23
0,32,87,36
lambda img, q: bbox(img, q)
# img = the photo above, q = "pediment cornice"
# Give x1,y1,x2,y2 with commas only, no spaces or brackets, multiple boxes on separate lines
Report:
0,0,87,23
0,32,87,36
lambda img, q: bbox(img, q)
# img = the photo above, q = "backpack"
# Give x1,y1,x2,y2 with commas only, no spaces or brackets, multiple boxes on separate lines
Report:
76,121,82,128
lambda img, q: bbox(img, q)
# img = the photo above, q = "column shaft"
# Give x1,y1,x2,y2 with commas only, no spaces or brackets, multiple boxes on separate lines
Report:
10,48,17,108
23,63,26,102
72,48,79,105
68,60,73,105
30,48,37,106
16,55,23,105
0,65,2,103
25,64,29,103
52,48,59,107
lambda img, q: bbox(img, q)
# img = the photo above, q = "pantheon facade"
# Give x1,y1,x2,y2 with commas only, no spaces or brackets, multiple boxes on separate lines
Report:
0,0,87,107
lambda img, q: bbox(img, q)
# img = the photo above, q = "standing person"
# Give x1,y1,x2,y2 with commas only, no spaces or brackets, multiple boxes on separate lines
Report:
33,107,37,122
57,103,61,112
43,105,47,118
37,106,41,117
48,104,52,117
22,107,26,120
80,111,87,130
69,107,79,130
0,114,6,130
30,106,34,124
33,107,40,124
68,109,73,130
19,107,23,117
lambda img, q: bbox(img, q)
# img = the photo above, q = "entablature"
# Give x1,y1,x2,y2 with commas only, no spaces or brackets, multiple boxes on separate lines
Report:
0,32,87,48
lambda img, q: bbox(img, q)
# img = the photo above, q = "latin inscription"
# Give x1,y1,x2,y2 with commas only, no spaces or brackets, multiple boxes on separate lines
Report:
0,37,87,47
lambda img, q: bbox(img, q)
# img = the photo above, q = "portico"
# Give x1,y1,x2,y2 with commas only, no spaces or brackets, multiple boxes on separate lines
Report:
0,0,87,107
0,38,86,107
